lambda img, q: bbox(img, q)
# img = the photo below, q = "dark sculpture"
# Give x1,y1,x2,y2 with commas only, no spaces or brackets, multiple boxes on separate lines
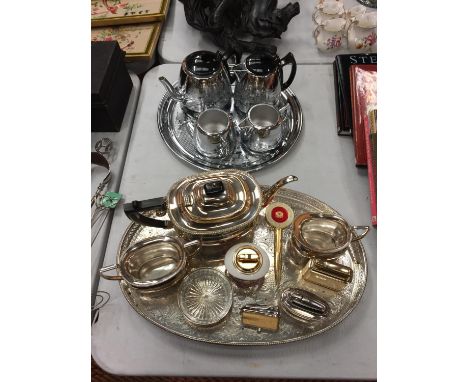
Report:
179,0,300,58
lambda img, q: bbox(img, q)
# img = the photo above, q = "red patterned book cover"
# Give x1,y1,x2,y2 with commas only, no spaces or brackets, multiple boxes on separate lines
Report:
364,110,377,226
349,64,377,166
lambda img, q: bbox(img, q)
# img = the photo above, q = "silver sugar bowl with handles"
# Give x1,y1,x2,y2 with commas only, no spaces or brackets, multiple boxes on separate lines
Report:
159,50,238,113
234,52,297,114
289,212,370,264
99,236,201,290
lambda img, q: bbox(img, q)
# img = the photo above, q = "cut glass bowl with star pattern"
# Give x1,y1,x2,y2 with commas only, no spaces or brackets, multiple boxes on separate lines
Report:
178,268,233,326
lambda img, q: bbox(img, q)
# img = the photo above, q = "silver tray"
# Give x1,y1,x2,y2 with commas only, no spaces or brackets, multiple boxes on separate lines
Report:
118,188,367,346
157,88,303,172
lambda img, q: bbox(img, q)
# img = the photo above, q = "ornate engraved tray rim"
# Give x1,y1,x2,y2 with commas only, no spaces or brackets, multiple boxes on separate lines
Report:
156,87,303,172
118,188,367,346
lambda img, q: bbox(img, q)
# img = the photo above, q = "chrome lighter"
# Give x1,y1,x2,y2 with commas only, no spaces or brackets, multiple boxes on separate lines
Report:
280,288,330,324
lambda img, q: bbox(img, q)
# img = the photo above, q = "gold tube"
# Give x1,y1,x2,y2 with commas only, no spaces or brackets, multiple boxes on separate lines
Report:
274,227,282,284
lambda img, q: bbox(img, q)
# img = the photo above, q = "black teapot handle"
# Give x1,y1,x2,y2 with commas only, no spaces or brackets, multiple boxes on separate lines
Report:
279,52,297,91
123,197,169,228
218,50,240,83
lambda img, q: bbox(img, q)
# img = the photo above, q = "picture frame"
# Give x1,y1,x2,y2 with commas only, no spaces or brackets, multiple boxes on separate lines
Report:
91,0,170,27
91,22,162,61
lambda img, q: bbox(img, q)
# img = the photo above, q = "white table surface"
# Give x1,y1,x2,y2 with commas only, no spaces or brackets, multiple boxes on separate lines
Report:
158,0,374,65
91,64,376,379
91,73,141,305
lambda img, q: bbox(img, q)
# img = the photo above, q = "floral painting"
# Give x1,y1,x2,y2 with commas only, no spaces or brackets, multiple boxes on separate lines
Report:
91,23,159,57
91,0,166,26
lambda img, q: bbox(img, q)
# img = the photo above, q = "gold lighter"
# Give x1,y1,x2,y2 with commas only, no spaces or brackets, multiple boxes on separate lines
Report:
300,259,353,292
240,304,280,332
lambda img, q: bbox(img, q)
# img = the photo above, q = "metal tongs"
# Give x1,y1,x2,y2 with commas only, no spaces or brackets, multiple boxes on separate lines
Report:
91,151,112,208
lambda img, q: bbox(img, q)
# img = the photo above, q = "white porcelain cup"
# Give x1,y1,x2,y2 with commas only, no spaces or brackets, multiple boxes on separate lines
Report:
347,12,377,52
314,18,347,51
313,1,345,25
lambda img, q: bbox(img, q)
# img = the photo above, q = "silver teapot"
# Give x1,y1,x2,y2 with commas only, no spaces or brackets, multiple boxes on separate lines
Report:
159,50,237,113
123,169,298,255
234,52,297,113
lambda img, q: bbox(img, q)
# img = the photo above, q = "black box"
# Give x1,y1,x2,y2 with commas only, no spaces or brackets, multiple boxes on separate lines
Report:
91,41,132,132
334,53,377,136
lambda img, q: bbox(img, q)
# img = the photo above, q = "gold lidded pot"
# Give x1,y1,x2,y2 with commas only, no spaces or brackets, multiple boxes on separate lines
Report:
224,243,270,287
123,169,298,255
289,212,369,264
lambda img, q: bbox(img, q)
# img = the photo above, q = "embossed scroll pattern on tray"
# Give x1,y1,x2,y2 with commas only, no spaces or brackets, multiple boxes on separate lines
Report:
118,188,367,346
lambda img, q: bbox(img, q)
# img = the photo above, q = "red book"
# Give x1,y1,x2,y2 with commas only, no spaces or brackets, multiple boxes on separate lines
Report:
349,64,377,166
364,110,377,226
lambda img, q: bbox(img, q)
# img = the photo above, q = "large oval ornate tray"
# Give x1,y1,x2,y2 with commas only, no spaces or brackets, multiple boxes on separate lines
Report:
157,87,303,172
118,188,367,346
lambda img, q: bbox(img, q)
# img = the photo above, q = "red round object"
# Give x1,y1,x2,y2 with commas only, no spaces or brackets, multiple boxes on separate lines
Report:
271,206,288,223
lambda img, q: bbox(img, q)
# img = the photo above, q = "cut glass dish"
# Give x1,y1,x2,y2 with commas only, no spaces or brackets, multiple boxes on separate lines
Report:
178,268,233,326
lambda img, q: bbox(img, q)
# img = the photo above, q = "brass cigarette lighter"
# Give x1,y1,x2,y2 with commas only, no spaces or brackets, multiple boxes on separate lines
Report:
300,258,353,291
240,304,280,332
